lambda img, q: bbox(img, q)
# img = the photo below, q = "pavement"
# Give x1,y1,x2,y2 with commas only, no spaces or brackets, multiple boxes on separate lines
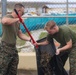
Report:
17,69,69,75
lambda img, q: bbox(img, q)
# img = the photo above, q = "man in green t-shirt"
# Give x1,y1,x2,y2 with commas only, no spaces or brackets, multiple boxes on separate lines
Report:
0,3,31,75
37,21,76,75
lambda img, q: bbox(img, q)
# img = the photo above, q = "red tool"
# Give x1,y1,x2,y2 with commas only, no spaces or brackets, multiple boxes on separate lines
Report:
14,9,38,48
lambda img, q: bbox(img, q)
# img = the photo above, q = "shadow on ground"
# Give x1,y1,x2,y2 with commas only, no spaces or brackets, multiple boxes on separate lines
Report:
17,69,37,75
17,69,69,75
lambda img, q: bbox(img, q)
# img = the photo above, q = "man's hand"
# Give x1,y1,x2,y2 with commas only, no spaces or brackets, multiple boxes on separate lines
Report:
56,49,61,55
30,40,38,46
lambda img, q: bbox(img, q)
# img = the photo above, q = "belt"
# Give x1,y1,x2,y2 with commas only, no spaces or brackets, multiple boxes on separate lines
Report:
1,41,16,47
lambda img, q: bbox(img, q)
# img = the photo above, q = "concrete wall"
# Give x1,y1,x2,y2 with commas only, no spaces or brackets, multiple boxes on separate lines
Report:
18,52,37,70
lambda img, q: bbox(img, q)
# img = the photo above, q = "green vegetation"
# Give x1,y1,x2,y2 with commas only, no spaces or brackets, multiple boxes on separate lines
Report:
16,32,30,46
16,37,25,46
69,25,76,32
39,32,47,39
16,33,31,52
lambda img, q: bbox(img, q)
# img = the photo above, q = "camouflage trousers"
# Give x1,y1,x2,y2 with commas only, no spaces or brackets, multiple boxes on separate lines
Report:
0,42,19,75
69,46,76,75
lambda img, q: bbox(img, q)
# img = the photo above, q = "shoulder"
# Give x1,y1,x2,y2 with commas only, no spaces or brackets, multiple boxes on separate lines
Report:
3,15,13,18
59,25,69,29
59,25,70,32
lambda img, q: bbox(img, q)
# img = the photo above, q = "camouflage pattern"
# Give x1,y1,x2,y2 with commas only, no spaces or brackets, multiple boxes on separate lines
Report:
69,46,76,75
0,41,19,75
40,51,53,75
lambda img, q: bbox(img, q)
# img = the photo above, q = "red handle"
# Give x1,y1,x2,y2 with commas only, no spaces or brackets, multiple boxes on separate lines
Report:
14,9,38,48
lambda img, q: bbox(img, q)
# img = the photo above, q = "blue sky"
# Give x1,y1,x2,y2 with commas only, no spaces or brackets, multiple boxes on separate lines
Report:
3,0,76,2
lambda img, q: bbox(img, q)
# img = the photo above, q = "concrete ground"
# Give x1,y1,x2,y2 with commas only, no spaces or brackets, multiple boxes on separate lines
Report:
17,69,69,75
17,69,37,75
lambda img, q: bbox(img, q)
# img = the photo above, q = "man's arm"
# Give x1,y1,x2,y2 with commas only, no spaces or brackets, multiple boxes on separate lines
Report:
17,30,31,41
37,40,49,45
1,17,19,25
56,39,72,55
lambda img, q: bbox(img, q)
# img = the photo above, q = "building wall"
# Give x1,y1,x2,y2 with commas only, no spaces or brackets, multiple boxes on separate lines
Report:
45,8,76,14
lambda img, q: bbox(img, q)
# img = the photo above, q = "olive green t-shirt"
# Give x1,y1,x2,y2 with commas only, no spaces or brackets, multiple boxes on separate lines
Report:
47,25,76,47
1,15,20,44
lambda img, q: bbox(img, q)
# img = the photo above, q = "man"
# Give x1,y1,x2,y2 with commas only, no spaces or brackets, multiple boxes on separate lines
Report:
0,3,31,75
37,21,76,75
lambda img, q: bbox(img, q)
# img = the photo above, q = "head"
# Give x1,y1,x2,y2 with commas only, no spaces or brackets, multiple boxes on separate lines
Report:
13,3,25,17
44,21,59,35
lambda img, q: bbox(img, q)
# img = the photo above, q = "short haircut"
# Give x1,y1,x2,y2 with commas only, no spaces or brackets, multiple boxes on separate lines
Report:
44,21,56,30
14,3,24,9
